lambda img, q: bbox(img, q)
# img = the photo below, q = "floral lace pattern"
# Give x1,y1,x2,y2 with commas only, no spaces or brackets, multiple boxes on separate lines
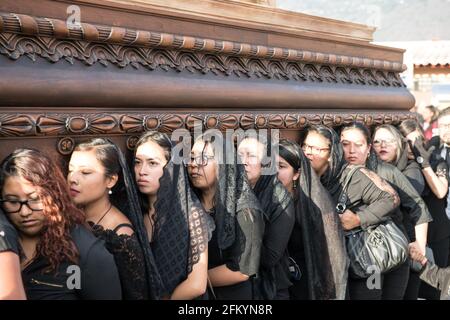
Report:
89,222,149,300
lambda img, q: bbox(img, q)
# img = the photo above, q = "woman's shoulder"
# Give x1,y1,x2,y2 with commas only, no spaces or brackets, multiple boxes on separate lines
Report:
101,209,134,236
374,161,398,178
70,223,109,258
346,165,397,193
0,212,19,254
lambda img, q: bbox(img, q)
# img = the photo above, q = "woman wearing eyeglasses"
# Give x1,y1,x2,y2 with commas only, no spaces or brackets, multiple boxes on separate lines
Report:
0,148,121,300
303,125,400,300
187,131,264,300
134,131,210,300
340,122,432,300
0,208,26,299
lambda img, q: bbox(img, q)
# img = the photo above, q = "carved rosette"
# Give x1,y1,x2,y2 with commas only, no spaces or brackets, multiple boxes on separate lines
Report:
57,137,75,155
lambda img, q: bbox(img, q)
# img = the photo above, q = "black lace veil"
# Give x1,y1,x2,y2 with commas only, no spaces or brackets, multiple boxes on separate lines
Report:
151,159,210,298
194,131,265,277
310,126,348,198
107,141,162,300
279,138,349,300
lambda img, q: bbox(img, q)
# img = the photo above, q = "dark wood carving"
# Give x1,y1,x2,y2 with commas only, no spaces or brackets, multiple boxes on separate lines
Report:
0,12,405,88
57,137,75,155
0,8,416,159
0,112,416,138
0,32,405,88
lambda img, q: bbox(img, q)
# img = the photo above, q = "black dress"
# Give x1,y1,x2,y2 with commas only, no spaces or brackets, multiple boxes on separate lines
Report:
89,222,149,300
420,147,450,299
253,174,295,300
22,224,122,300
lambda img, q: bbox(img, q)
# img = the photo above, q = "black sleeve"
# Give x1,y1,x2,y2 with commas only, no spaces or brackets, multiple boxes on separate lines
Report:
260,197,295,270
72,225,122,300
0,213,20,255
80,238,123,300
346,168,400,229
102,231,149,300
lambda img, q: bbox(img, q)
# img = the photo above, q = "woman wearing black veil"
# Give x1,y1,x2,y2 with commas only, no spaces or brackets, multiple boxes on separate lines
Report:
302,125,400,300
276,138,348,300
68,138,158,299
187,131,265,300
341,122,432,300
237,135,295,300
134,131,211,299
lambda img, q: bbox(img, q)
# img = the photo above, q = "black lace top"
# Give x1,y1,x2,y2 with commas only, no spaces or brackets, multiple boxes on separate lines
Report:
89,222,149,300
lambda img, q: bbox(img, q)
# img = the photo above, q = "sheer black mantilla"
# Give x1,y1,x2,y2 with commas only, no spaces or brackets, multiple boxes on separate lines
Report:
280,142,349,300
253,173,295,299
152,161,211,297
108,142,161,299
319,128,348,198
213,157,265,277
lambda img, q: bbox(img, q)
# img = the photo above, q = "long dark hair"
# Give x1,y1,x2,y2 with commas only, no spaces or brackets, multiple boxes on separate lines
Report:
134,131,213,297
425,105,439,122
0,149,84,273
278,139,301,195
399,119,425,139
74,138,124,207
276,139,349,299
74,137,160,299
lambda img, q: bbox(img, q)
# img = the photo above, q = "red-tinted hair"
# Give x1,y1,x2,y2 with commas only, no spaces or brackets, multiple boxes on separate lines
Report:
0,149,85,272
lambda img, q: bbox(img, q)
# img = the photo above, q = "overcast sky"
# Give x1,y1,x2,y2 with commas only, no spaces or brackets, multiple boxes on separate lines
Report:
277,0,450,41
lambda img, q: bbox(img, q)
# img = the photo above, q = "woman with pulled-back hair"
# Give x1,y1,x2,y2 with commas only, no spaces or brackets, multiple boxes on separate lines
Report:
68,138,155,300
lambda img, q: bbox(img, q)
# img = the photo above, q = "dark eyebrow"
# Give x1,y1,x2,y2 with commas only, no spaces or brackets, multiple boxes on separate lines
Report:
135,155,161,161
3,191,37,198
68,165,92,169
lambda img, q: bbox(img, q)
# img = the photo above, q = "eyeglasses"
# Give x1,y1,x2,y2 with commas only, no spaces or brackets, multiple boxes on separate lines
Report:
0,198,43,214
439,123,450,130
183,155,215,167
301,143,330,155
372,139,396,147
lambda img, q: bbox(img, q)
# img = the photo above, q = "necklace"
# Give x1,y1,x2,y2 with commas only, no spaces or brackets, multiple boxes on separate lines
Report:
145,209,155,241
93,203,113,226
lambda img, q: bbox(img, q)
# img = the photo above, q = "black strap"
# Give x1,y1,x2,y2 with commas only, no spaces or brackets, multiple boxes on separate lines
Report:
336,165,363,214
112,223,134,233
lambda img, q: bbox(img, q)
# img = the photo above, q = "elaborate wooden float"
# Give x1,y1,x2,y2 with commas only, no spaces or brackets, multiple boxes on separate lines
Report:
0,0,415,163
